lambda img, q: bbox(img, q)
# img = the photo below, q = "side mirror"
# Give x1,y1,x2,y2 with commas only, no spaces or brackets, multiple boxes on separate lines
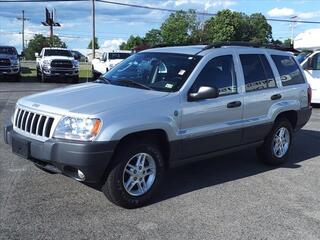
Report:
188,86,219,102
74,55,81,61
35,52,39,58
18,51,25,58
303,58,313,70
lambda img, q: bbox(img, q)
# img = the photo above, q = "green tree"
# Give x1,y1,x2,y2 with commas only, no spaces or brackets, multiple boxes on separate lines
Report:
203,10,272,44
120,35,144,50
203,10,250,43
87,37,100,49
283,38,292,47
160,10,199,45
144,29,163,47
24,34,67,60
249,13,272,44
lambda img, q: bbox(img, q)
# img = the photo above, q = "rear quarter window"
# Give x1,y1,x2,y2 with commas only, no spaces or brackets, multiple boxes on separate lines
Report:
271,55,305,86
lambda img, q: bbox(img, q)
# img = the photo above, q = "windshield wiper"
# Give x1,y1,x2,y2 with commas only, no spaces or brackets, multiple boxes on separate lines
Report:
116,79,153,90
95,76,112,84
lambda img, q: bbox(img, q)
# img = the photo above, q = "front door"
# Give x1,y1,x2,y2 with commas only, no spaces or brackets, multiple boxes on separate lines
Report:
179,54,244,159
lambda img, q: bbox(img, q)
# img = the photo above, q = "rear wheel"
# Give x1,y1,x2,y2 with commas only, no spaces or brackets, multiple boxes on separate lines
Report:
257,118,293,165
102,141,164,208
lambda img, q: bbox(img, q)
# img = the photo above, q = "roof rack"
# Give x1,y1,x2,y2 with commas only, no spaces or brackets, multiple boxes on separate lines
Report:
197,41,300,54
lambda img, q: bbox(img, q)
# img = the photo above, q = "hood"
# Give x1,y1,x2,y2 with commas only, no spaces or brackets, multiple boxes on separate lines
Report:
19,83,169,116
0,54,17,60
43,56,75,61
108,59,123,65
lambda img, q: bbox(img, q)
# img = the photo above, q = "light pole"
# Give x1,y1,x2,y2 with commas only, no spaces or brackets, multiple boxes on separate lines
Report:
92,0,96,59
17,10,29,52
291,15,298,45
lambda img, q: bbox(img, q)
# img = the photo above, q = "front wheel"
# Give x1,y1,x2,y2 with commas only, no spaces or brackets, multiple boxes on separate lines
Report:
257,118,293,166
71,76,79,84
102,141,164,208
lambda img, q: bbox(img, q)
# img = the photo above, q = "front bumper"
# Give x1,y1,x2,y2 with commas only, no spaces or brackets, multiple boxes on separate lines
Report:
4,124,117,183
0,66,20,75
43,68,79,77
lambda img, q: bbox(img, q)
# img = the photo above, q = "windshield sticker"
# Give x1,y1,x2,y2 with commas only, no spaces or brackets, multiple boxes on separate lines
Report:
165,83,174,89
178,70,186,76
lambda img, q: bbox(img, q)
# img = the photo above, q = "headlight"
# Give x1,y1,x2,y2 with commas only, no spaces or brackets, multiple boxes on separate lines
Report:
72,60,79,68
11,58,19,65
43,60,51,67
53,117,102,141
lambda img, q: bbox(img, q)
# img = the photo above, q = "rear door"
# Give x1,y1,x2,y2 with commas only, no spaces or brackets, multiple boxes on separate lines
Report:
237,50,280,144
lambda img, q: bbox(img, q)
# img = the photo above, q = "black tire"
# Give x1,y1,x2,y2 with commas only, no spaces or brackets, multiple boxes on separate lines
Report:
41,73,47,83
102,140,165,208
71,76,79,84
11,73,21,82
257,118,293,166
37,69,41,80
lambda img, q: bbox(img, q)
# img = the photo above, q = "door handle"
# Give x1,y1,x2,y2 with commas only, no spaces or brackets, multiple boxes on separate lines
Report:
227,101,242,108
271,94,282,100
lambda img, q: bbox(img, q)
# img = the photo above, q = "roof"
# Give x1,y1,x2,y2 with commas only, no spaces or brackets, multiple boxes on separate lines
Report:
144,45,206,55
42,47,70,51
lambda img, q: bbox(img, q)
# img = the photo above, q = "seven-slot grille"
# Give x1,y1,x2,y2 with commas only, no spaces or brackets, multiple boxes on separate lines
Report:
14,108,55,139
0,58,10,66
51,60,73,69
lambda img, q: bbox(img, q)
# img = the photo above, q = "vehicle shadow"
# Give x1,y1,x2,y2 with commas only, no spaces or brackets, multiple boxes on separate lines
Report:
149,129,320,205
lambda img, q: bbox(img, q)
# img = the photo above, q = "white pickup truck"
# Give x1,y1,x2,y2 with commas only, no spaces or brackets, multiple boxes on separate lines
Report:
36,48,79,83
301,51,320,104
91,50,131,78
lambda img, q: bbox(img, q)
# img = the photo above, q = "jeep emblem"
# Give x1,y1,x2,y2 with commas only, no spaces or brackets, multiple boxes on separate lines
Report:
32,103,40,108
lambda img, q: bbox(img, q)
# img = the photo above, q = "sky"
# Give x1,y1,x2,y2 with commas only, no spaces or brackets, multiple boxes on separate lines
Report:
0,0,319,52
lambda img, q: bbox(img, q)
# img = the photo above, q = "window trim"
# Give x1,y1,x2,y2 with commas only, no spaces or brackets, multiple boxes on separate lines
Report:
239,53,277,93
189,54,239,98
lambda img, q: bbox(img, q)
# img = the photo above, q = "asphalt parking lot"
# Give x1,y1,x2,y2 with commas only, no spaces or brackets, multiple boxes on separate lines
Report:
1,81,320,240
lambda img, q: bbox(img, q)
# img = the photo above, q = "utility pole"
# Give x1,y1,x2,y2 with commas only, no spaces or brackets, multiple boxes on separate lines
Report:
290,15,298,45
42,8,61,47
92,0,96,59
17,10,29,53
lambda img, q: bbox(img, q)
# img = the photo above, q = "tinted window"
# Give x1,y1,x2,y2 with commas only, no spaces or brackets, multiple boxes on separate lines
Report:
271,55,305,86
240,54,276,92
108,52,130,60
312,53,320,70
192,55,237,96
103,53,201,92
0,47,17,55
44,49,72,57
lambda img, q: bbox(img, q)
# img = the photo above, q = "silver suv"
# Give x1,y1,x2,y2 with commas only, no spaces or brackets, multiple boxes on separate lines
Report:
4,44,312,208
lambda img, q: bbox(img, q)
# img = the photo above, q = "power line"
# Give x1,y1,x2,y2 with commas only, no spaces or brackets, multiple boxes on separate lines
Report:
1,0,320,24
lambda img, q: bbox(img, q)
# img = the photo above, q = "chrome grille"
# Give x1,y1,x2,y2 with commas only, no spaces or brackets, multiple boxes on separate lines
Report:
0,58,10,66
51,60,73,69
14,107,55,140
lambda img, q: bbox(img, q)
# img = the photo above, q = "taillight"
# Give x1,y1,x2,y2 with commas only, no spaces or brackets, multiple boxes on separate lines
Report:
308,84,312,107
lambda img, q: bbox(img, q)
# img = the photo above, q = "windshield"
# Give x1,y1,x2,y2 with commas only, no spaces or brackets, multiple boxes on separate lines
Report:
44,49,72,57
0,47,17,55
102,52,201,92
108,52,130,60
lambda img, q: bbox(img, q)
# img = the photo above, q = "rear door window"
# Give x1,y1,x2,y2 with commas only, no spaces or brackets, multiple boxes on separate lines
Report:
240,54,276,92
271,55,305,86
